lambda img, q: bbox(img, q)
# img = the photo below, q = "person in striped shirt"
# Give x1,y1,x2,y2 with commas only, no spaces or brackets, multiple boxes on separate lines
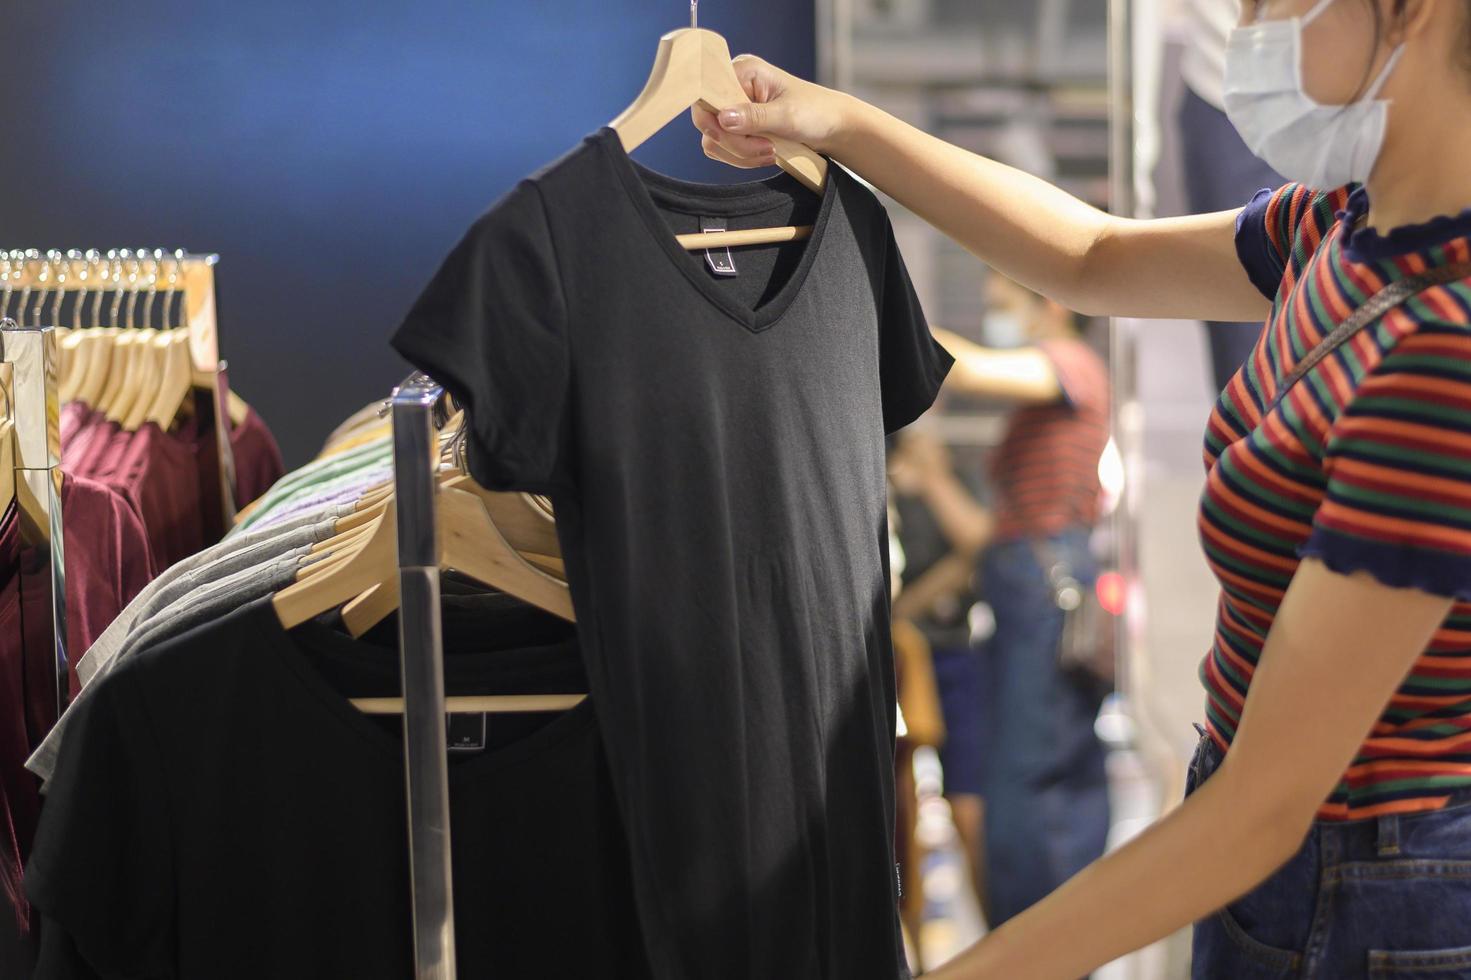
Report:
891,276,1112,934
695,0,1471,975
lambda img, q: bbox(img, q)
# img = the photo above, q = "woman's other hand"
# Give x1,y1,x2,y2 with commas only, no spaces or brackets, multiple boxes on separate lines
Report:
690,56,852,167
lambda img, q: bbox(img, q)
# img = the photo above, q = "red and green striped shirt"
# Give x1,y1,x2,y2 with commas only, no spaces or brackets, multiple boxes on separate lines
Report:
1200,182,1471,820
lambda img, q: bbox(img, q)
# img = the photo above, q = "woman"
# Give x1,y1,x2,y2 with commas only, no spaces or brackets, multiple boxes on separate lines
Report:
696,0,1471,976
892,277,1115,933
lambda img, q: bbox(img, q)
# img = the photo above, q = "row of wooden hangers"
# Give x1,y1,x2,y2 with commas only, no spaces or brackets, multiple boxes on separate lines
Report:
0,250,248,433
273,410,583,715
268,8,829,714
614,1,829,251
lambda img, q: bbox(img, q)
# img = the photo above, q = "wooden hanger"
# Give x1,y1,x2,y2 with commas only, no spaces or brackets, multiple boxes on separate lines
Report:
96,329,133,419
118,327,160,430
144,329,192,428
58,329,85,403
75,328,114,409
610,16,827,252
272,475,581,715
338,475,564,636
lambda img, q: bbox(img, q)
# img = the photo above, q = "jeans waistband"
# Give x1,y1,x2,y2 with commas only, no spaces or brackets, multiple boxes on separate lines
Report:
1189,726,1471,863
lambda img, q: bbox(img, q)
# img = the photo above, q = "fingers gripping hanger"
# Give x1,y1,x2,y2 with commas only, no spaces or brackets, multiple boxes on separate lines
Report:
611,0,829,251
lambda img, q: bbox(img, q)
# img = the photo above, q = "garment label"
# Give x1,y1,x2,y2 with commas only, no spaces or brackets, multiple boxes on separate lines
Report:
701,217,738,277
446,713,487,753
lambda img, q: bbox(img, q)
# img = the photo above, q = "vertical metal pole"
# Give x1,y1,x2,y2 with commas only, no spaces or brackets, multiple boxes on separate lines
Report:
0,322,67,729
392,375,456,980
1107,0,1141,697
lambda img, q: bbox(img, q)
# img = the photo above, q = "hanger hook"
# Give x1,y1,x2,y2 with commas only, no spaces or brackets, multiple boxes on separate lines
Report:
0,253,12,321
85,249,104,327
142,248,162,328
108,249,127,327
66,250,85,329
124,251,143,329
46,249,67,326
168,249,186,330
691,0,698,28
25,250,48,326
17,249,38,326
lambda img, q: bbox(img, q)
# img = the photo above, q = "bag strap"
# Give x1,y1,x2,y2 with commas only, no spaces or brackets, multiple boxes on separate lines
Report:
1267,260,1471,415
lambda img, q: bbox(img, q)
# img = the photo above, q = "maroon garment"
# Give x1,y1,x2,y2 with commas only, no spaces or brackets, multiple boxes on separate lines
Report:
0,475,156,933
230,405,285,508
72,421,202,570
60,473,156,656
0,503,50,935
59,408,113,478
0,503,29,930
58,402,91,448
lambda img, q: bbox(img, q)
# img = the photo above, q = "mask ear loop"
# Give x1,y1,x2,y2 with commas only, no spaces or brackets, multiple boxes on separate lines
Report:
1361,44,1406,102
1300,0,1341,27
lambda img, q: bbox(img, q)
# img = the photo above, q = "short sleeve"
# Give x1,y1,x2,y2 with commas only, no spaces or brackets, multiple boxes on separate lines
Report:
391,180,571,493
1036,338,1109,413
1235,183,1356,302
25,666,174,977
1303,326,1471,598
878,220,953,433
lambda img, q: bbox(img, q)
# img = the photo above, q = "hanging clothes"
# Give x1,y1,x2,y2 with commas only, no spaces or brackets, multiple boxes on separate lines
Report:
26,595,648,979
391,128,951,980
60,398,285,569
1,473,155,934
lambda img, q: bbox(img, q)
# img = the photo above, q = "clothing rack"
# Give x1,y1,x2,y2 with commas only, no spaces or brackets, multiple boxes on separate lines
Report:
0,320,68,722
0,250,237,537
391,373,458,980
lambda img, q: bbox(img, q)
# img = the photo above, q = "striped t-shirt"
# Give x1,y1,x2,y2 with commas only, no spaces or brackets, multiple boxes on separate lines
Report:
992,337,1110,540
1200,182,1471,820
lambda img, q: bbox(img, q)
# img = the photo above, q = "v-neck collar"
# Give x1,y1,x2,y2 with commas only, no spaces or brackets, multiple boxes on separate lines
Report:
595,127,837,332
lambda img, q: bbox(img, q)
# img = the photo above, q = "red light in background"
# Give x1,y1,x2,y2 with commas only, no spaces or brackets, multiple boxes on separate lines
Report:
1096,572,1126,617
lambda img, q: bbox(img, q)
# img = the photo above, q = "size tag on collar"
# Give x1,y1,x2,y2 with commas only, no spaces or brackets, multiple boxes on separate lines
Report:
446,713,487,753
701,217,738,277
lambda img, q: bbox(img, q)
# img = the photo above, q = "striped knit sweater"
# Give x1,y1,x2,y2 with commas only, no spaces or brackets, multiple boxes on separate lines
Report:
1201,182,1471,820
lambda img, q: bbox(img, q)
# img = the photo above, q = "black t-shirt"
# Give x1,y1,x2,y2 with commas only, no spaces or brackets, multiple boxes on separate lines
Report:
25,596,649,979
391,128,951,980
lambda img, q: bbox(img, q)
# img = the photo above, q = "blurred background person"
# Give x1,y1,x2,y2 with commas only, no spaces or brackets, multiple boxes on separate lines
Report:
890,429,994,929
909,274,1113,931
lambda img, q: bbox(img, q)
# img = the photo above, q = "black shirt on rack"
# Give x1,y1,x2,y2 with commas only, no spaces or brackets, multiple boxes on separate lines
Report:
26,595,648,979
392,128,951,980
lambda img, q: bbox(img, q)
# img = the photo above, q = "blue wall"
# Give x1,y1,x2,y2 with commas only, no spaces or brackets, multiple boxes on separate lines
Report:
0,1,815,464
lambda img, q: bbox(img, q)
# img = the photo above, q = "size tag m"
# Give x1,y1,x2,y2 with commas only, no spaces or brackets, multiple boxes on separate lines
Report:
446,713,487,753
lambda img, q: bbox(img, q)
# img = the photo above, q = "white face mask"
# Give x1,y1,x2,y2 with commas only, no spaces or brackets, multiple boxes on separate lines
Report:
1224,0,1405,190
982,310,1028,349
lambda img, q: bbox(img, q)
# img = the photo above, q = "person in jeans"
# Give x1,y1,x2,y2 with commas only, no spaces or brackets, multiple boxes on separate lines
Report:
694,0,1471,974
893,275,1113,931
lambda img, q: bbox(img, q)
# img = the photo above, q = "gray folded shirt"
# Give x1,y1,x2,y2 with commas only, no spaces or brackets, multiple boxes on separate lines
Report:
29,502,351,785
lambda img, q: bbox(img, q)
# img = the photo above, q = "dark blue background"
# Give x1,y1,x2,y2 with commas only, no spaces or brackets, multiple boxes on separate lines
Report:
0,1,815,464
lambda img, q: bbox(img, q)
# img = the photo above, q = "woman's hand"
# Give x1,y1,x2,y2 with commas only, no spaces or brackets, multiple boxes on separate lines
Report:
692,57,1266,324
690,56,852,167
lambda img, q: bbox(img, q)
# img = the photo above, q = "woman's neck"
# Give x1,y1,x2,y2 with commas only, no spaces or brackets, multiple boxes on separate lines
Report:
1366,88,1471,232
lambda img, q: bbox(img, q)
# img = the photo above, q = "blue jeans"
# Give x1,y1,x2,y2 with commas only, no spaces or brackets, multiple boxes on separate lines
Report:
981,529,1111,926
1187,730,1471,978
